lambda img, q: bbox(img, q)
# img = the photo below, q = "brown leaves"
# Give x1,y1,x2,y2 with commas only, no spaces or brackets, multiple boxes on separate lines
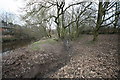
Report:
50,35,119,78
2,35,120,78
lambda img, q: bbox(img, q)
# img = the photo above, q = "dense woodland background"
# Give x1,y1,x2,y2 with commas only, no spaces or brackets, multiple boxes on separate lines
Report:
1,0,120,42
21,0,120,41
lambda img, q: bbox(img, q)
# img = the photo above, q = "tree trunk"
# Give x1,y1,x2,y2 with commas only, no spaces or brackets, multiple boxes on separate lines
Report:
57,26,61,38
42,26,48,38
93,2,103,41
93,28,99,41
76,20,79,38
56,4,61,38
61,1,65,39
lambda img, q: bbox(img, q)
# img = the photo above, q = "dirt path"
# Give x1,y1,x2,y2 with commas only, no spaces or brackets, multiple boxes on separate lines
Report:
2,34,120,78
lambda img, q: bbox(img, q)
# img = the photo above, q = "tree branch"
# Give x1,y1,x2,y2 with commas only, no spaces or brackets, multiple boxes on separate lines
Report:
63,2,84,12
101,20,115,27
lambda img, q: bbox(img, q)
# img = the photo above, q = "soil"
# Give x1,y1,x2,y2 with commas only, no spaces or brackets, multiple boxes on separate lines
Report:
2,34,120,78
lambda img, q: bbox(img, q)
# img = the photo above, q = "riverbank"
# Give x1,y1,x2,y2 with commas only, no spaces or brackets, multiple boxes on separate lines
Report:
2,34,120,78
2,38,35,53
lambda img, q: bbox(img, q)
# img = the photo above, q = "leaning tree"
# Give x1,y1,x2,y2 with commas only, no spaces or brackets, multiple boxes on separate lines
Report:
93,0,120,41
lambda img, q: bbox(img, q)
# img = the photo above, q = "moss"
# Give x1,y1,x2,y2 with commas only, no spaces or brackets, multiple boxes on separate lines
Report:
85,40,96,46
30,38,58,51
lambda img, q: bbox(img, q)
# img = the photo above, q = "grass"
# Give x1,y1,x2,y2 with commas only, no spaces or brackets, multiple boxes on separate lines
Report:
30,38,58,51
85,40,95,45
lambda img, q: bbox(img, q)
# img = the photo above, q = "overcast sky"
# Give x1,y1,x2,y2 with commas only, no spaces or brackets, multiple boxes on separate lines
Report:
0,0,96,15
0,0,25,15
0,0,99,25
0,0,26,25
0,0,73,25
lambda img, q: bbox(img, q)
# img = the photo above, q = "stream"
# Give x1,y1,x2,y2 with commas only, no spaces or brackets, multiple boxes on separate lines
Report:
2,39,33,53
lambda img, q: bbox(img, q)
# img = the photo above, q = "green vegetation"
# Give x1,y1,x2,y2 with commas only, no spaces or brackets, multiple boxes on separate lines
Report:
30,38,58,51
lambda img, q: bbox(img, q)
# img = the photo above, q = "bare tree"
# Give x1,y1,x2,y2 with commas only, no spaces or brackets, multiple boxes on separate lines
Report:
0,11,16,24
23,0,93,40
93,0,119,41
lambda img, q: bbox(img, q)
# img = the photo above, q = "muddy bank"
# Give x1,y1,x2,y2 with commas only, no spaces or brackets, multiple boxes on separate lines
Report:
2,34,120,78
2,39,74,78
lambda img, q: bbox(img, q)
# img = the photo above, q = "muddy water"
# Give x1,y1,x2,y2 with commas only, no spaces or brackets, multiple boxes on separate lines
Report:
2,40,33,53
